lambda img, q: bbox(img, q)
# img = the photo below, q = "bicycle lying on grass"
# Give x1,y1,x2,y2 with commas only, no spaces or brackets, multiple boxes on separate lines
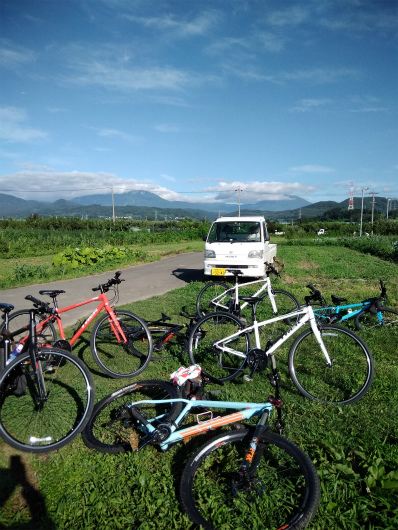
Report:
143,310,200,359
196,262,301,325
188,285,375,405
306,280,398,332
0,303,95,453
0,271,153,378
82,365,320,530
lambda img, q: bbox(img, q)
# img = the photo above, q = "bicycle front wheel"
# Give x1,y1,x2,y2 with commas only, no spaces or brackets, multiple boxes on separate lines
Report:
288,324,374,405
354,308,398,333
90,310,153,378
188,312,251,381
180,428,320,530
0,348,94,453
196,281,231,318
82,380,183,454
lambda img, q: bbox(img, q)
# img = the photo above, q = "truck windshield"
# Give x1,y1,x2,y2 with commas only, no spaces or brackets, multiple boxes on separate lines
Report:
207,221,261,243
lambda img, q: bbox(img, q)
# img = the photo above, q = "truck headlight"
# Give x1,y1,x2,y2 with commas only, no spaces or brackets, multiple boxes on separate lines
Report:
205,249,216,258
248,250,263,259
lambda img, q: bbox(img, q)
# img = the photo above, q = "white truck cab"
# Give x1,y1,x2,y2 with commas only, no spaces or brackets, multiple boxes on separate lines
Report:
203,216,277,278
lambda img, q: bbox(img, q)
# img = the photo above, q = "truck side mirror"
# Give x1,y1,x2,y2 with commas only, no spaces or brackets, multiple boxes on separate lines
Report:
203,234,207,241
265,232,270,242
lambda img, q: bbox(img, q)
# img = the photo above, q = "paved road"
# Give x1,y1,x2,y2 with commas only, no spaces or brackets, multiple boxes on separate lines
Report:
0,252,204,327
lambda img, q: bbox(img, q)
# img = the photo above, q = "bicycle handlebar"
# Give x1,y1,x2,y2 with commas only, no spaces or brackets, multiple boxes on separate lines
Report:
25,295,52,314
92,271,124,292
265,261,281,277
305,284,325,306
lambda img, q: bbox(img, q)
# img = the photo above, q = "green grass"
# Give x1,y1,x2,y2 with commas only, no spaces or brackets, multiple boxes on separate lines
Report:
0,244,397,529
0,241,205,289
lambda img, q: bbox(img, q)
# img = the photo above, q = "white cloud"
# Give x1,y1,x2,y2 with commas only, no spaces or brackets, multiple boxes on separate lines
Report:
289,165,336,174
0,107,48,143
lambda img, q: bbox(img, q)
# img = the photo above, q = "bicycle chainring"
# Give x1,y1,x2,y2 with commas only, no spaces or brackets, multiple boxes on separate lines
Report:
53,339,72,352
246,348,268,372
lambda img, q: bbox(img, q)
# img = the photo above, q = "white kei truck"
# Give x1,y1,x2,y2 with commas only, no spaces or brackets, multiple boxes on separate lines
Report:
203,216,277,278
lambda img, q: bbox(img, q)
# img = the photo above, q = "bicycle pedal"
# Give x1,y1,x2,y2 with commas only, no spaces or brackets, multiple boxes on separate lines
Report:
243,375,253,383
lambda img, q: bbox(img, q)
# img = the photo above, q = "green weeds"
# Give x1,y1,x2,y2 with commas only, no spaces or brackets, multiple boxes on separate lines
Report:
0,245,398,529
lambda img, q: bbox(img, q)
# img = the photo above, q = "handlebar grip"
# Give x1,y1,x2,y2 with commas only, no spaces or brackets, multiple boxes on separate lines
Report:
306,284,317,293
25,295,51,313
92,286,100,292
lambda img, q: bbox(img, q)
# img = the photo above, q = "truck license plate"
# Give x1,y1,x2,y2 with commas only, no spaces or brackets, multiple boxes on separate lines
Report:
212,268,226,276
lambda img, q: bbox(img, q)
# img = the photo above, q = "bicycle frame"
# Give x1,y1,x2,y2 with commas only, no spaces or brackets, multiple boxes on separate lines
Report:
212,275,277,314
313,300,371,323
212,305,333,366
129,397,273,452
21,291,128,350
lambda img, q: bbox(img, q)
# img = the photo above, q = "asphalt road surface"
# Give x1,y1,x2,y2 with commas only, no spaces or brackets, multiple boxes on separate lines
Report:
0,252,204,327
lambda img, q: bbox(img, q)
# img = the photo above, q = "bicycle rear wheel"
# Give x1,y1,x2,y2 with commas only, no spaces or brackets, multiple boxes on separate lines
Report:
180,428,320,530
82,380,183,454
188,312,251,382
90,310,153,378
0,309,57,350
354,308,398,333
0,348,94,453
196,281,231,318
288,324,374,405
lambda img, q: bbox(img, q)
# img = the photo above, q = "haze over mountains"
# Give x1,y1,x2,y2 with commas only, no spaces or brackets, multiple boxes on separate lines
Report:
0,190,393,222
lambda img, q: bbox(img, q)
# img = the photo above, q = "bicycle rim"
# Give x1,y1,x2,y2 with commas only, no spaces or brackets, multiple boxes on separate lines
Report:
90,310,152,378
355,308,398,333
289,324,374,405
0,310,57,347
188,312,250,381
196,282,231,318
81,380,182,454
0,348,94,453
180,429,320,530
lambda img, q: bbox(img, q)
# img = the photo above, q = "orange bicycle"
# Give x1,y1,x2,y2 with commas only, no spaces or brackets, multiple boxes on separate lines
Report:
0,272,153,378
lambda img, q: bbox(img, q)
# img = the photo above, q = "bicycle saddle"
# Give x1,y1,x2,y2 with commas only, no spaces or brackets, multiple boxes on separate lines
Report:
39,290,66,297
331,295,347,305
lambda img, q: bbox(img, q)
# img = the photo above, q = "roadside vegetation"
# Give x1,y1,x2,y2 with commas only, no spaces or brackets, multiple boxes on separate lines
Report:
0,230,397,530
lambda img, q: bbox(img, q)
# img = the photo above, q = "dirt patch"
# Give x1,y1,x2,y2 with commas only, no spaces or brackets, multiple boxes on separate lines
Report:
297,260,320,270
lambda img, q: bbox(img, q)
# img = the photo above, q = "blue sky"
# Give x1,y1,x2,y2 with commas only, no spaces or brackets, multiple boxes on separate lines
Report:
1,0,397,208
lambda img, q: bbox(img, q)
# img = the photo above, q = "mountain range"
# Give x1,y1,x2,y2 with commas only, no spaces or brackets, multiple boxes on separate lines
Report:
0,191,392,222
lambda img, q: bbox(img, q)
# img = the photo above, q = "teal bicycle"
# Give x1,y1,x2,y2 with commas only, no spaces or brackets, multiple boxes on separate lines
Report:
306,280,398,332
82,367,320,530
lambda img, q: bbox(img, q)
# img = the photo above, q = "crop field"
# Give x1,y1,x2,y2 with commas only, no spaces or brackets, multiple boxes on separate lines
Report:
0,241,397,530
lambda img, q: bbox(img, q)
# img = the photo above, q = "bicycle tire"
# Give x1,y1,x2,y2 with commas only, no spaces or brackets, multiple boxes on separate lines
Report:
196,281,231,318
180,428,320,530
0,309,57,354
82,379,183,454
354,307,398,332
188,312,251,382
251,289,301,332
288,324,374,405
90,310,153,378
0,347,95,453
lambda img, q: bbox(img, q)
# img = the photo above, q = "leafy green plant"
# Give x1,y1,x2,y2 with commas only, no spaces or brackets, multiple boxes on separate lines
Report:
52,247,147,268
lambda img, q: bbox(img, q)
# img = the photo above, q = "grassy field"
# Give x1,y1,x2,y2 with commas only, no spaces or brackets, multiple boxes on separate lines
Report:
0,242,397,529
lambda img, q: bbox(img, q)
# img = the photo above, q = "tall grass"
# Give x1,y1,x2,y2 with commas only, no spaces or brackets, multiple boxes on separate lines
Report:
0,245,397,529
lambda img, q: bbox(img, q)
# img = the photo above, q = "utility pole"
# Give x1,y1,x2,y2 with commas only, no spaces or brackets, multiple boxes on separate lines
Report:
235,188,242,217
369,190,378,235
110,186,115,223
359,187,369,237
386,198,392,220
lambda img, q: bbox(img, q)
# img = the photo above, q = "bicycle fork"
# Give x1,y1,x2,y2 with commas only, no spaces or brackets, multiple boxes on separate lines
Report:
233,410,270,498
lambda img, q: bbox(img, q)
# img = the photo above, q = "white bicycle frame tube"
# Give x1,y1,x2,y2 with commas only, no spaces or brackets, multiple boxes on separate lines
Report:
214,275,276,313
215,304,333,366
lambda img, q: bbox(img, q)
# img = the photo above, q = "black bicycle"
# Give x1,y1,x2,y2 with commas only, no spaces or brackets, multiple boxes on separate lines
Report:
0,304,95,453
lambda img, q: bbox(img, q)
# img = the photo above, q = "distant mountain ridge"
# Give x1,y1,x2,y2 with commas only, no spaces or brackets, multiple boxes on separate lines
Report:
70,190,310,213
0,191,392,221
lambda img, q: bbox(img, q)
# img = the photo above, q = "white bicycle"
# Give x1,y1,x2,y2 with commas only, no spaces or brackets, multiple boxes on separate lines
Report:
196,262,301,327
189,286,374,405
